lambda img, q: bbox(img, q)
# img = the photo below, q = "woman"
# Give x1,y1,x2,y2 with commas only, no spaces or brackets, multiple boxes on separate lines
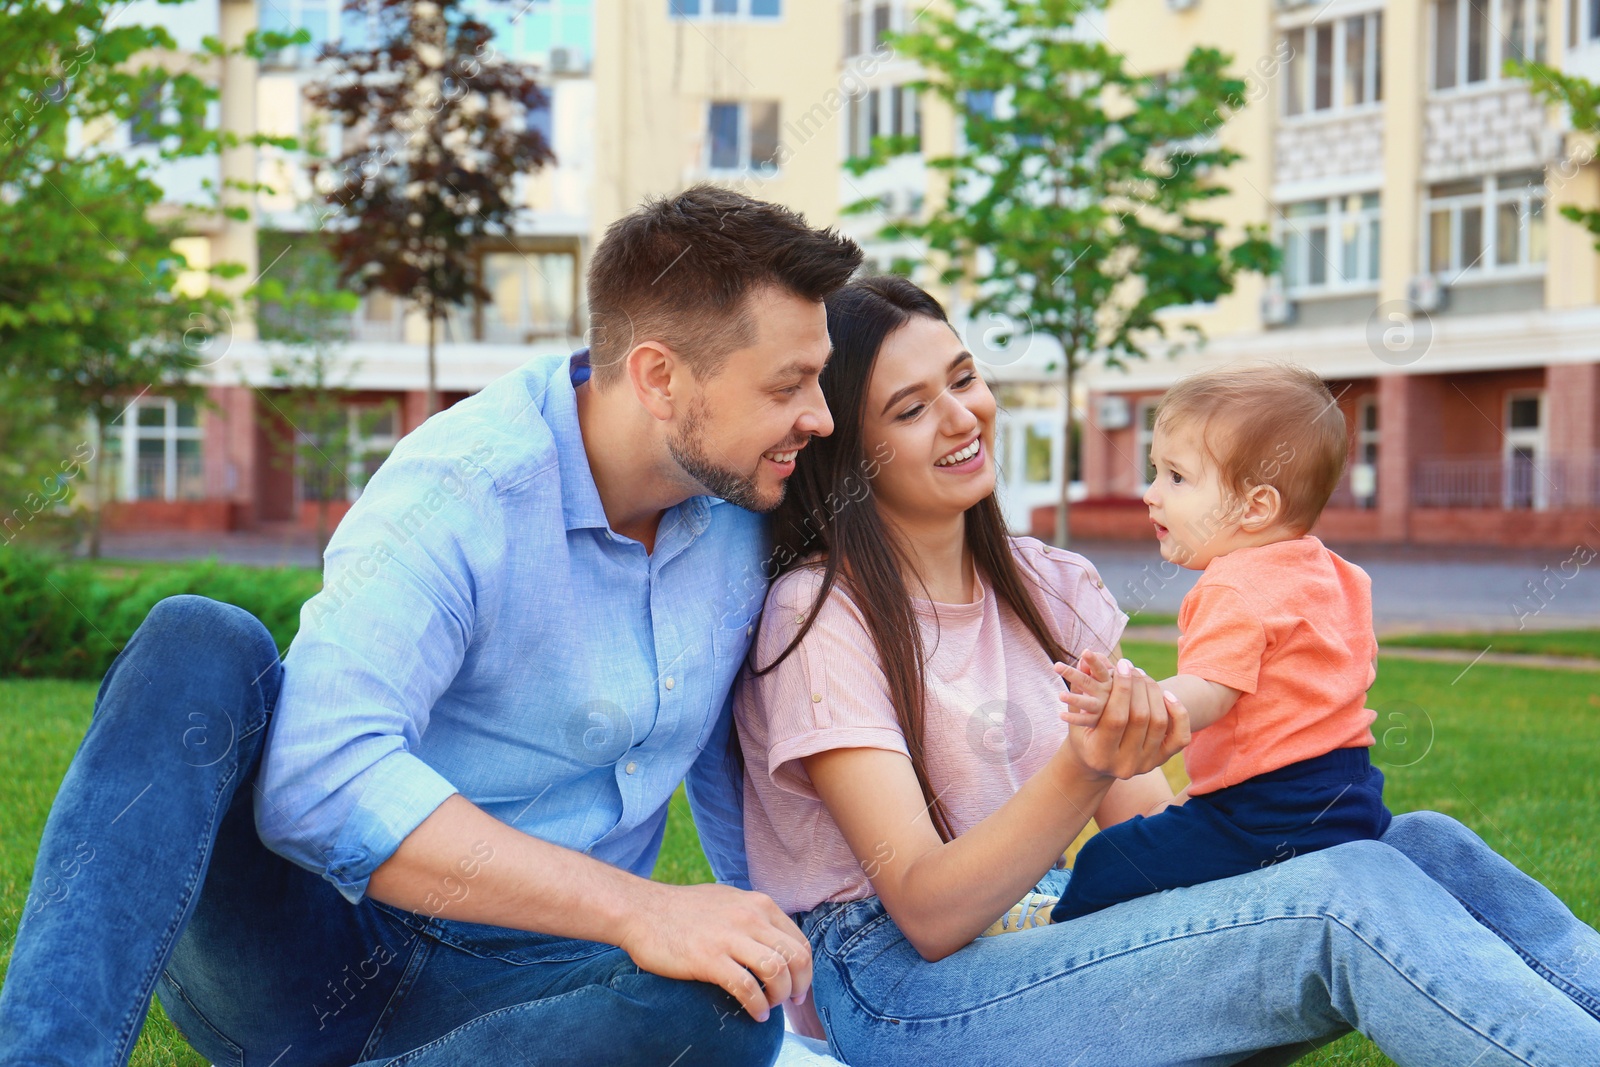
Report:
731,276,1600,1066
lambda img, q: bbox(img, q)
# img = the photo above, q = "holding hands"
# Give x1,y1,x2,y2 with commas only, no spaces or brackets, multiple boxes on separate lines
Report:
1048,649,1191,782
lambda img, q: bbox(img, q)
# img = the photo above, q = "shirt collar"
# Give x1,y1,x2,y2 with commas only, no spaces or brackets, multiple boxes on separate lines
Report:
546,348,714,537
546,349,611,532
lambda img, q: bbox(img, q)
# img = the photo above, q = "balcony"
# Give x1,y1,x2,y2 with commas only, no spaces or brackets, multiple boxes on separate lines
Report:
1412,453,1599,510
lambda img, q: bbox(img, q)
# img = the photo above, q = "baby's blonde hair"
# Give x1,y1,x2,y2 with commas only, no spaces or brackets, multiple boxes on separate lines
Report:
1155,363,1348,535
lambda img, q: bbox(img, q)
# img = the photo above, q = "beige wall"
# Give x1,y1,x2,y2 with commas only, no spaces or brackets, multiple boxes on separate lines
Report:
593,1,843,246
1106,0,1276,340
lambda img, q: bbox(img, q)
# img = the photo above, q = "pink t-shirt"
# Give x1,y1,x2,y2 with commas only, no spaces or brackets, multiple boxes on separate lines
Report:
733,537,1127,918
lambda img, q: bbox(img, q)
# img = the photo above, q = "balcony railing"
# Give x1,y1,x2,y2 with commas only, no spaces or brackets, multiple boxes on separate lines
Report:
132,456,206,502
1412,454,1598,510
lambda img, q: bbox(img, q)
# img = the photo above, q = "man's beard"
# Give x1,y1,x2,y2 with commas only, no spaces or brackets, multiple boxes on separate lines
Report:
668,399,783,514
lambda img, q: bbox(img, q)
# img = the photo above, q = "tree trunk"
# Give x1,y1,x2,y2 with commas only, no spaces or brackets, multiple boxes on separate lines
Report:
87,425,107,559
425,314,439,417
1054,354,1074,548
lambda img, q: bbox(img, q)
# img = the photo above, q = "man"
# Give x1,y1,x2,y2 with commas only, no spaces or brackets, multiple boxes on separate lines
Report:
0,185,863,1066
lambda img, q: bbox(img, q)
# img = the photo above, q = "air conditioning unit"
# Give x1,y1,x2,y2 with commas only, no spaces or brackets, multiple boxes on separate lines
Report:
1260,278,1295,326
549,47,588,75
1096,395,1132,431
1407,273,1447,313
1167,0,1198,10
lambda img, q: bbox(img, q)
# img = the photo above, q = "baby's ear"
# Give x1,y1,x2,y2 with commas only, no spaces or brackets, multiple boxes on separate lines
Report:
1238,482,1283,532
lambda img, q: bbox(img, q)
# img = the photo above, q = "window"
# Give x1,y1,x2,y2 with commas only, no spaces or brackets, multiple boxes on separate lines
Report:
104,399,204,502
258,0,334,64
670,0,779,17
1572,0,1600,46
705,101,780,173
1136,400,1159,489
845,83,922,158
298,404,399,503
526,98,553,145
1353,396,1378,508
1283,11,1383,117
1433,0,1544,90
491,0,593,63
1275,193,1381,293
1503,390,1545,509
481,250,578,341
1424,171,1546,276
128,81,167,146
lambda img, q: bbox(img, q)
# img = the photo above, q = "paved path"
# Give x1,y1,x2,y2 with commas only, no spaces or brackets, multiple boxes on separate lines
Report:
1075,538,1600,633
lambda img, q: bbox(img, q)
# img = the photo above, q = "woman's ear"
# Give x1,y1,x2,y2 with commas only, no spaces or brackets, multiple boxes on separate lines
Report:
1237,482,1284,533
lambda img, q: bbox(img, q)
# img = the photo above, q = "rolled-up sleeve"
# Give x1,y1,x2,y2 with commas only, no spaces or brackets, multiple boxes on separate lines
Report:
256,449,504,903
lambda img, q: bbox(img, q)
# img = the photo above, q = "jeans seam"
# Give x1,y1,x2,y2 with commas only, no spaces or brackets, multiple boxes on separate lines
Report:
829,911,1540,1063
357,926,434,1061
115,717,267,1064
156,969,244,1067
1456,897,1600,1021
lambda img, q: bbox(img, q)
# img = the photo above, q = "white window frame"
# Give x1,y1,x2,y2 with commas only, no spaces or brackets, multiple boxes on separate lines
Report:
1503,389,1547,509
1135,398,1159,492
1274,192,1382,296
1422,172,1548,278
670,0,782,21
1353,395,1378,507
295,404,400,504
107,398,205,502
1431,0,1546,92
704,101,780,175
845,83,922,158
1282,10,1384,119
1571,0,1600,47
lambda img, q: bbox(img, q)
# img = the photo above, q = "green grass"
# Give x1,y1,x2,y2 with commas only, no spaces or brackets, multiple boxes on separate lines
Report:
1120,611,1178,628
1381,628,1600,661
6,649,1599,1066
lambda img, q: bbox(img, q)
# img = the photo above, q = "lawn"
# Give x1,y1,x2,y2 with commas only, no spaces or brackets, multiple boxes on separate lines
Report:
1381,628,1600,661
3,648,1597,1066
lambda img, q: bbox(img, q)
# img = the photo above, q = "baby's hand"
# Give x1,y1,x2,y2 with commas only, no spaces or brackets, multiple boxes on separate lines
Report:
1052,648,1115,728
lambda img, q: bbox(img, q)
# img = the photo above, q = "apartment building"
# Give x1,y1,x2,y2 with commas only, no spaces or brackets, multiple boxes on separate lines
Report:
1073,0,1600,549
109,0,1600,550
104,0,595,533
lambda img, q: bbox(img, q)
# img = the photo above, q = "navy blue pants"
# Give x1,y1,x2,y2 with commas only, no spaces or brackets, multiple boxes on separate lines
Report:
1052,748,1392,922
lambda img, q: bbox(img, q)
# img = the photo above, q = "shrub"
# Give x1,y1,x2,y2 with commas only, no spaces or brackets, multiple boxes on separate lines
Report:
0,551,321,679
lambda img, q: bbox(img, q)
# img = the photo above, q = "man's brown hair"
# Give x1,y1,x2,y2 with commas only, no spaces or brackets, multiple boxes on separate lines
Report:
584,184,863,387
1155,362,1348,535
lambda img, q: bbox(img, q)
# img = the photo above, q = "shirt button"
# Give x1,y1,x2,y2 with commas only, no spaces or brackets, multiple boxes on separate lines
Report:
664,677,675,690
747,626,753,636
812,693,822,703
625,761,638,775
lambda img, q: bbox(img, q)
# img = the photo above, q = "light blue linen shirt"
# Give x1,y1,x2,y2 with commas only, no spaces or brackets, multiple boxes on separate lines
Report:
257,350,771,907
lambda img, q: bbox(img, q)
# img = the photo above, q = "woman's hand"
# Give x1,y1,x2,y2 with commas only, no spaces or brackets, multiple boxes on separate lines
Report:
1054,657,1190,784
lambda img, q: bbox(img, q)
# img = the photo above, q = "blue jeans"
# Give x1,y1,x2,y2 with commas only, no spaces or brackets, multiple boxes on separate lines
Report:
802,819,1600,1066
0,596,781,1067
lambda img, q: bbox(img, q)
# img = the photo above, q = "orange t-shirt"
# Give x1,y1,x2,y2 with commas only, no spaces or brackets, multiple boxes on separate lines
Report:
1177,535,1378,795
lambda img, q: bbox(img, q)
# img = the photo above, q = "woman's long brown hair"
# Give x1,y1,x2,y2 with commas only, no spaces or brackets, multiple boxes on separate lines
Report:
749,276,1089,842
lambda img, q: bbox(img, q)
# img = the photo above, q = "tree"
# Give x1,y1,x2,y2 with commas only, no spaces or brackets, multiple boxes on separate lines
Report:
853,0,1277,546
252,235,373,555
305,0,555,417
0,0,297,554
1514,61,1600,245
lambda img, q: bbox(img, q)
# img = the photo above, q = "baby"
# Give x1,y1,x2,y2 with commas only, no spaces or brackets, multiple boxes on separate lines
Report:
1048,362,1390,922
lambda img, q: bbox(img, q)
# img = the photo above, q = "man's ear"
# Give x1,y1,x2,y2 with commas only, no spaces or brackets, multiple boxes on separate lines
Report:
1237,482,1284,533
625,341,684,422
